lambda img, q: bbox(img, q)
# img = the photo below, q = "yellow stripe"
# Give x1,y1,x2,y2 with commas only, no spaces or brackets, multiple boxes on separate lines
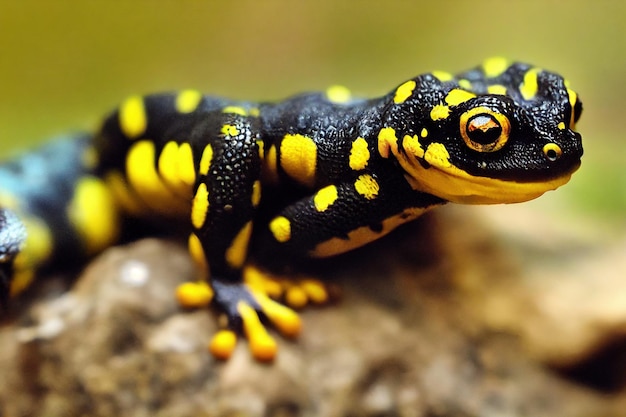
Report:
191,183,209,229
225,221,253,269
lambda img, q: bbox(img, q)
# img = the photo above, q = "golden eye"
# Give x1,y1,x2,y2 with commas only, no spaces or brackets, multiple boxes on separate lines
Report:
460,106,510,152
543,143,562,162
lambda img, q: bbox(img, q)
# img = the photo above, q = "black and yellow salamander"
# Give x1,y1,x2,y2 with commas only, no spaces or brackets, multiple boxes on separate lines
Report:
0,58,583,361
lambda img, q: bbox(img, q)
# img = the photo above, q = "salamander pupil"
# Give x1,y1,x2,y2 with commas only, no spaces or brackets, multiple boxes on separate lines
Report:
467,114,502,145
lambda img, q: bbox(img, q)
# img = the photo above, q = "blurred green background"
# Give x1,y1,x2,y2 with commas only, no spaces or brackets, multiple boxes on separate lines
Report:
1,0,624,226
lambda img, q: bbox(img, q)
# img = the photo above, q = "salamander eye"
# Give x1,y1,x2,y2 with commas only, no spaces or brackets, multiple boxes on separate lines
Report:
543,143,562,162
460,107,510,153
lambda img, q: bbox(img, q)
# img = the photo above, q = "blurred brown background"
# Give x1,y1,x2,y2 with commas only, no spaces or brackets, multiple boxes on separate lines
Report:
0,0,624,225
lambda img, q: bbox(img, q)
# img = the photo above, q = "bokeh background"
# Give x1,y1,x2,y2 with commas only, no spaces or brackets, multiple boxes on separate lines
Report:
1,0,624,228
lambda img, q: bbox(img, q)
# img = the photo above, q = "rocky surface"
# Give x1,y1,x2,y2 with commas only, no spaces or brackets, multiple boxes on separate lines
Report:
1,206,625,417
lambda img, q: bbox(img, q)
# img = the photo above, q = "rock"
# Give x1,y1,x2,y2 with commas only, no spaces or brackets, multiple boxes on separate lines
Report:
1,208,625,416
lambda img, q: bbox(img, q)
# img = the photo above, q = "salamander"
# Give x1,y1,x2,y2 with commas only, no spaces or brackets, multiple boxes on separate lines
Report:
0,58,584,361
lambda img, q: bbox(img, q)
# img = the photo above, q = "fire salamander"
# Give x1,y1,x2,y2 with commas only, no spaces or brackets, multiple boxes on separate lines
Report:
0,58,583,361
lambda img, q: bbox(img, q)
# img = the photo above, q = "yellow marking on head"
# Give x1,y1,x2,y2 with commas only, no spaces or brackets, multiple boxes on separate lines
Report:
237,301,278,362
262,145,279,183
482,57,509,78
377,127,398,159
187,233,208,270
126,140,188,215
176,280,213,308
198,144,214,176
177,142,196,186
209,329,237,360
520,68,540,100
256,140,265,160
420,127,428,138
279,134,317,187
157,141,193,199
445,89,477,106
249,107,260,117
310,207,427,258
326,85,352,103
458,79,472,90
354,174,379,200
424,142,452,168
175,89,203,113
222,106,248,116
251,180,262,207
269,216,291,243
430,104,450,120
221,124,240,137
191,183,209,229
349,137,370,171
81,145,98,170
487,84,508,95
119,95,147,139
402,134,424,158
313,185,338,212
393,80,416,104
67,176,120,255
566,87,578,128
104,171,145,215
432,71,453,82
558,121,566,130
225,221,253,269
9,268,34,297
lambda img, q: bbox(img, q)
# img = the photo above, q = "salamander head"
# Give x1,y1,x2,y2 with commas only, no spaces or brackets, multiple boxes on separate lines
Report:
379,58,583,204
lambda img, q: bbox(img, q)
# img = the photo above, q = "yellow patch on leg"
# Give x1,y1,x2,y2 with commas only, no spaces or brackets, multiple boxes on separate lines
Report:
191,183,209,229
269,216,291,243
225,221,253,269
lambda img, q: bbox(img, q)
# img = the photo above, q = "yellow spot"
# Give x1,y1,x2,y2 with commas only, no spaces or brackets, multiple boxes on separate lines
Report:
225,221,253,269
432,71,453,82
10,215,53,295
257,140,265,160
445,89,476,106
311,207,426,257
349,137,370,170
567,87,578,127
487,85,508,95
157,141,193,199
377,127,398,158
326,85,351,103
67,176,120,255
262,145,279,183
430,104,450,120
176,280,213,308
558,121,566,130
280,134,317,187
119,95,147,139
354,174,379,200
198,144,214,176
313,185,338,212
251,180,262,207
252,292,301,337
175,89,203,113
269,216,291,243
249,107,260,117
209,330,237,360
191,183,209,229
393,80,416,104
458,79,472,90
424,142,452,168
188,233,208,270
402,134,424,158
520,68,540,100
177,142,196,186
420,127,428,138
222,106,247,116
126,140,188,215
482,57,509,78
221,124,240,137
104,171,145,215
